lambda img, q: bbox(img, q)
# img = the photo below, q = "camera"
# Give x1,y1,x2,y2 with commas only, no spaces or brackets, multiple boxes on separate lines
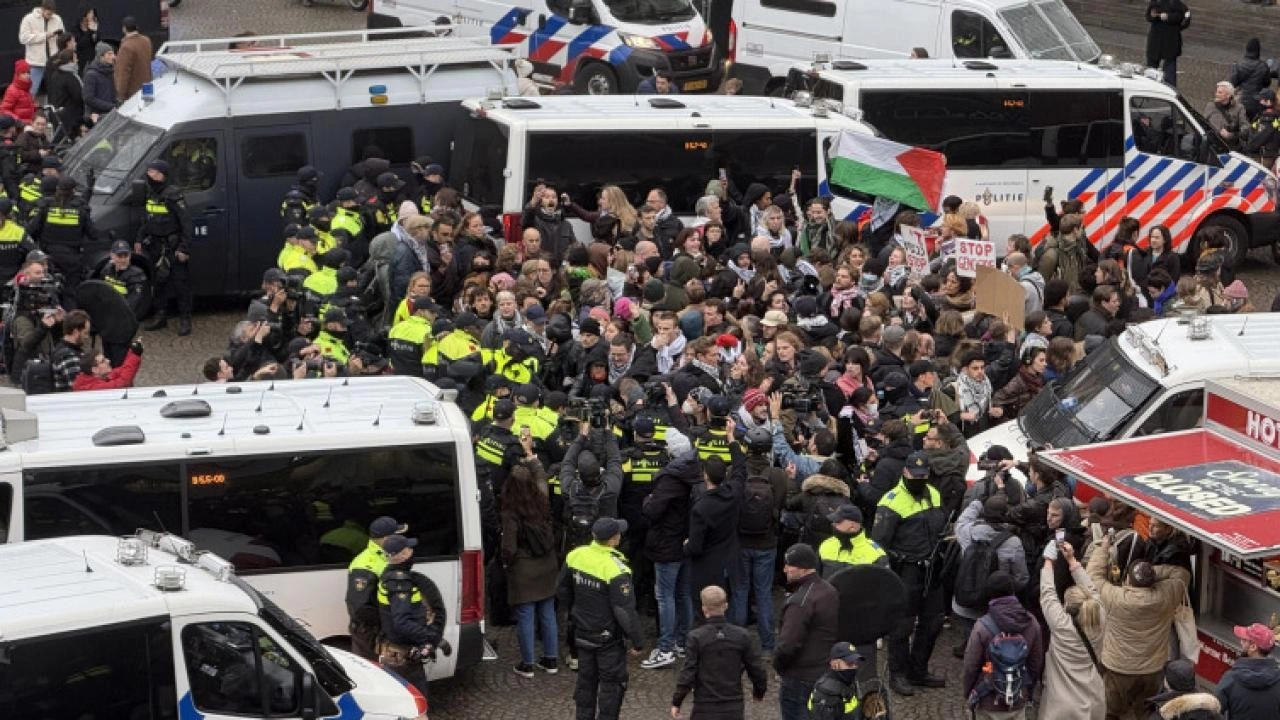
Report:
281,274,306,301
14,279,62,315
780,378,824,415
642,379,669,406
565,397,610,429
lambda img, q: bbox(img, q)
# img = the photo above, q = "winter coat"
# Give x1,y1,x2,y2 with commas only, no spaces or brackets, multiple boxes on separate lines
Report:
1145,0,1186,65
114,32,154,102
45,64,83,130
925,429,970,519
1074,307,1110,341
500,507,560,606
0,64,35,124
953,500,1029,619
1020,270,1046,315
642,451,702,563
774,571,840,682
1086,541,1190,675
1161,693,1224,720
1216,656,1280,720
1039,563,1105,720
82,60,116,114
858,437,912,509
961,596,1045,710
1038,233,1088,294
994,366,1044,419
686,455,742,595
1232,62,1272,121
1204,97,1250,147
786,474,851,545
18,8,64,68
1005,480,1070,569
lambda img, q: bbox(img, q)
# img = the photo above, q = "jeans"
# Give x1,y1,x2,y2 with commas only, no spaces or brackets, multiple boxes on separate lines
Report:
654,560,691,652
729,547,776,650
513,597,558,665
1161,57,1177,87
29,66,44,97
778,676,815,720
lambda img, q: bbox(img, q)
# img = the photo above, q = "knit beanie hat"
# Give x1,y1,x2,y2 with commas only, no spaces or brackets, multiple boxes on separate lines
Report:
96,42,114,61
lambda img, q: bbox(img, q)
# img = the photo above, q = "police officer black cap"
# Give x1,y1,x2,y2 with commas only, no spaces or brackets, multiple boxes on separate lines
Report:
296,225,317,242
432,317,454,335
829,642,866,666
263,267,286,285
297,165,321,183
369,515,409,538
633,416,656,437
377,172,404,191
591,517,627,542
147,159,171,176
336,187,359,202
409,293,433,314
382,534,418,555
705,394,731,418
493,398,516,421
283,222,301,239
514,383,539,405
903,451,932,478
1260,88,1276,104
41,155,62,170
307,205,331,221
504,327,534,346
323,307,347,325
321,248,350,270
454,311,482,330
110,239,132,255
828,504,863,524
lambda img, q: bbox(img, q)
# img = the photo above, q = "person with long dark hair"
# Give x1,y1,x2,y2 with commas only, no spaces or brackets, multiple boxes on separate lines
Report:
501,454,561,677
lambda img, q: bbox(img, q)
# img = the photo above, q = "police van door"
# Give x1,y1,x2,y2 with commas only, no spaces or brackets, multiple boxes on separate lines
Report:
231,125,312,292
1125,95,1211,255
156,132,230,297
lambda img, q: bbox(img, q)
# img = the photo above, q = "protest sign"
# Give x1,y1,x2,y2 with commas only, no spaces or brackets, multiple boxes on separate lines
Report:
955,239,996,278
973,265,1025,329
899,225,930,280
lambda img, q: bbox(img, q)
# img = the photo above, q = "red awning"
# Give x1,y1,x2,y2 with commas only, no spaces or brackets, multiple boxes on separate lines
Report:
1039,429,1280,559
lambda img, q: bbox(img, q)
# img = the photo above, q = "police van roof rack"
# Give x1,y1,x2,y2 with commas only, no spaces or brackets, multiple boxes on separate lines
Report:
156,26,515,112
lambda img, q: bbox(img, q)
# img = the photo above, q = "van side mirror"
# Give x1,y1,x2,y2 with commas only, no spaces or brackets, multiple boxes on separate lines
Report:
128,179,147,206
300,674,318,720
569,0,594,24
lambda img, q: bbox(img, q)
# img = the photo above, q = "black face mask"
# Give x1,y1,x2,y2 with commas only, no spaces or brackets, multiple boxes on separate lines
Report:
313,219,331,232
905,476,929,497
147,177,164,190
835,530,857,550
300,179,318,194
835,668,858,685
420,179,442,196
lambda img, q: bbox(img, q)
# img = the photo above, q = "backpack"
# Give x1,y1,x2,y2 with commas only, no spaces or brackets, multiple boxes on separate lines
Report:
739,472,777,537
953,529,1012,611
972,615,1030,709
803,493,846,546
20,355,55,395
565,478,605,548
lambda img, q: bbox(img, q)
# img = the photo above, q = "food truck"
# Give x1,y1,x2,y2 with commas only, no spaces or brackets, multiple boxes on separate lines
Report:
1038,376,1280,685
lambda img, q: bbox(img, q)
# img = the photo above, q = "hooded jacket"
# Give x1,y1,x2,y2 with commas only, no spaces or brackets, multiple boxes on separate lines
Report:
1019,269,1046,315
1216,656,1280,720
1231,39,1271,118
687,448,743,596
1040,564,1106,720
0,61,35,124
642,450,702,563
962,596,1045,710
953,500,1029,618
1086,540,1190,675
926,428,970,518
1161,693,1223,720
82,59,117,113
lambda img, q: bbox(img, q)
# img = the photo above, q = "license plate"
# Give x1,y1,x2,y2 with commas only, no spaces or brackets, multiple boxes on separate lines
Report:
683,79,708,92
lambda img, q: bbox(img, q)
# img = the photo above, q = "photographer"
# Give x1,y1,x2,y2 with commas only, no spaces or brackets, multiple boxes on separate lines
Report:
7,256,63,385
226,310,279,381
559,418,624,550
74,338,143,391
768,391,837,487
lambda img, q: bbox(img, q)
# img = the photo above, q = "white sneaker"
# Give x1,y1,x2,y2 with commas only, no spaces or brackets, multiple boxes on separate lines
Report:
640,648,677,669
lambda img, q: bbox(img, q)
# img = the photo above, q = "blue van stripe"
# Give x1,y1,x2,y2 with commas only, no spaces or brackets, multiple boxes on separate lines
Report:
568,24,614,60
608,44,633,65
1069,167,1105,197
1156,162,1196,197
1224,162,1250,185
1124,135,1135,152
1124,153,1149,177
489,7,530,43
1241,172,1264,197
527,15,567,56
658,33,690,50
1185,172,1204,198
1129,157,1171,198
1103,171,1125,194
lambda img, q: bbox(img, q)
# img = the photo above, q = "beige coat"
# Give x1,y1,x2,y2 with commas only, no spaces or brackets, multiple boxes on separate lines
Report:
1038,563,1106,720
1087,542,1190,675
114,32,153,102
17,8,64,66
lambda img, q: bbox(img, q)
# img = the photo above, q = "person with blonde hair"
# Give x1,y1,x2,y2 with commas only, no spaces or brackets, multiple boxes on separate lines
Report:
1038,541,1106,720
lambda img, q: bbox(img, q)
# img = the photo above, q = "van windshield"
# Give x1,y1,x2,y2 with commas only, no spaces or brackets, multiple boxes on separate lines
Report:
604,0,697,24
247,583,356,697
60,113,163,195
1020,340,1160,448
999,0,1100,61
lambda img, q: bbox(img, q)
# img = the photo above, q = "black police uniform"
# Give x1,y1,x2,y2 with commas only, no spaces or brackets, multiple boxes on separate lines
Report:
0,209,33,280
474,413,524,554
27,195,96,293
619,436,664,607
378,564,447,698
138,172,193,330
0,137,20,201
99,260,148,316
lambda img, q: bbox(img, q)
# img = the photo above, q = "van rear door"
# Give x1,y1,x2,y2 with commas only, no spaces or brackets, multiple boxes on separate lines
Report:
231,125,313,291
155,132,231,297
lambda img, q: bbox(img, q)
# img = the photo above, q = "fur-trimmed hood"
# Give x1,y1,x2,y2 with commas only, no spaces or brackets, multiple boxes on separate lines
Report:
1160,693,1221,719
800,474,850,497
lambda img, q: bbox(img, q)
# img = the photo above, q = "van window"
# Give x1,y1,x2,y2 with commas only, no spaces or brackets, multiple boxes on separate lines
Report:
999,0,1099,61
952,10,1010,58
23,463,183,540
859,90,1031,169
1029,91,1124,168
352,127,415,166
242,133,309,178
759,0,837,16
59,112,163,195
161,137,218,193
182,622,301,716
1133,388,1205,436
0,619,177,719
1130,96,1202,161
546,0,570,17
0,483,10,542
455,117,509,207
185,444,462,570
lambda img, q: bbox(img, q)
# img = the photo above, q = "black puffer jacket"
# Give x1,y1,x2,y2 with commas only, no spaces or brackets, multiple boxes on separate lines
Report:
1231,40,1272,119
859,436,913,509
642,451,702,563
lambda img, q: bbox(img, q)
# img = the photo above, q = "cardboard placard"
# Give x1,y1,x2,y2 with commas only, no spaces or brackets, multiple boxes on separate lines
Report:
899,225,930,281
955,239,996,278
973,264,1025,329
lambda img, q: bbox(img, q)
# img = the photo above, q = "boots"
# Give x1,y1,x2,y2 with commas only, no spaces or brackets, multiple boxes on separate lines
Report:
178,316,192,337
144,312,168,331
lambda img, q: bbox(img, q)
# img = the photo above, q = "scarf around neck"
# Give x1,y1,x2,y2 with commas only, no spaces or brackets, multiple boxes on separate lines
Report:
957,371,992,414
655,332,686,374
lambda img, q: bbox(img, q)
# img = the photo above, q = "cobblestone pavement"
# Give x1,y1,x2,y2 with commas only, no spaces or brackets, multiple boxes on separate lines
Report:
125,5,1280,718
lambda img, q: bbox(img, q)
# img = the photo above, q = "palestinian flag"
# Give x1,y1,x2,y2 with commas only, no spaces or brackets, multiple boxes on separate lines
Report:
828,130,946,212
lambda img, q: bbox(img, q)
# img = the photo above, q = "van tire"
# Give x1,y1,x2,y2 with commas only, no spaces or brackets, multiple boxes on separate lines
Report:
575,64,618,95
348,0,369,9
1199,214,1249,268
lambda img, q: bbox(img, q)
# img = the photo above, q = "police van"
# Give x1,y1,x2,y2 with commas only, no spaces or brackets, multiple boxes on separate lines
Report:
0,375,487,681
726,0,1100,95
369,0,720,95
451,93,877,243
56,27,517,296
783,58,1279,262
0,533,428,719
968,313,1280,481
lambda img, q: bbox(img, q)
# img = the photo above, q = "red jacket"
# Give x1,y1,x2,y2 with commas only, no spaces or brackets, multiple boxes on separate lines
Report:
73,350,141,391
0,61,34,124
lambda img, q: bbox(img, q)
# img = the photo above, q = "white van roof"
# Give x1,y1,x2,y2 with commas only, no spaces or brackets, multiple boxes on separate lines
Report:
1119,313,1280,386
462,95,875,132
0,534,255,640
0,376,466,471
121,27,516,128
796,58,1172,95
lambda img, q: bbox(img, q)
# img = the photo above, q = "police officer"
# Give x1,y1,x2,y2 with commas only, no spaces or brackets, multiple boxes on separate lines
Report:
332,187,366,245
819,503,888,681
693,395,735,463
17,156,58,222
619,415,663,610
346,515,408,661
475,398,524,554
92,239,149,364
559,517,645,720
870,451,948,697
295,165,322,206
377,534,447,699
807,642,866,720
281,225,320,276
0,116,19,202
368,171,406,234
137,160,193,336
280,165,320,226
0,198,34,280
27,176,95,297
1246,89,1280,166
314,307,353,365
303,247,347,298
307,204,337,255
386,293,434,377
513,382,556,448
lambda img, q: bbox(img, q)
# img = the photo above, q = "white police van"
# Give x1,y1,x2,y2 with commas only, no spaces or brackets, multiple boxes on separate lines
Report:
57,27,517,296
451,93,877,243
727,0,1100,94
0,375,487,681
0,533,428,719
784,58,1279,261
369,0,719,94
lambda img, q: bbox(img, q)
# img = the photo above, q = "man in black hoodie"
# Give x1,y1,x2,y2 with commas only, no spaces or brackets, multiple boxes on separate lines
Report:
1231,38,1271,120
687,425,744,623
775,543,840,720
730,426,790,653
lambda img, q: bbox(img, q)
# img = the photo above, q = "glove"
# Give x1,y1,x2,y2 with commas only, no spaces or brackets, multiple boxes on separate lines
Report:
130,339,144,356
